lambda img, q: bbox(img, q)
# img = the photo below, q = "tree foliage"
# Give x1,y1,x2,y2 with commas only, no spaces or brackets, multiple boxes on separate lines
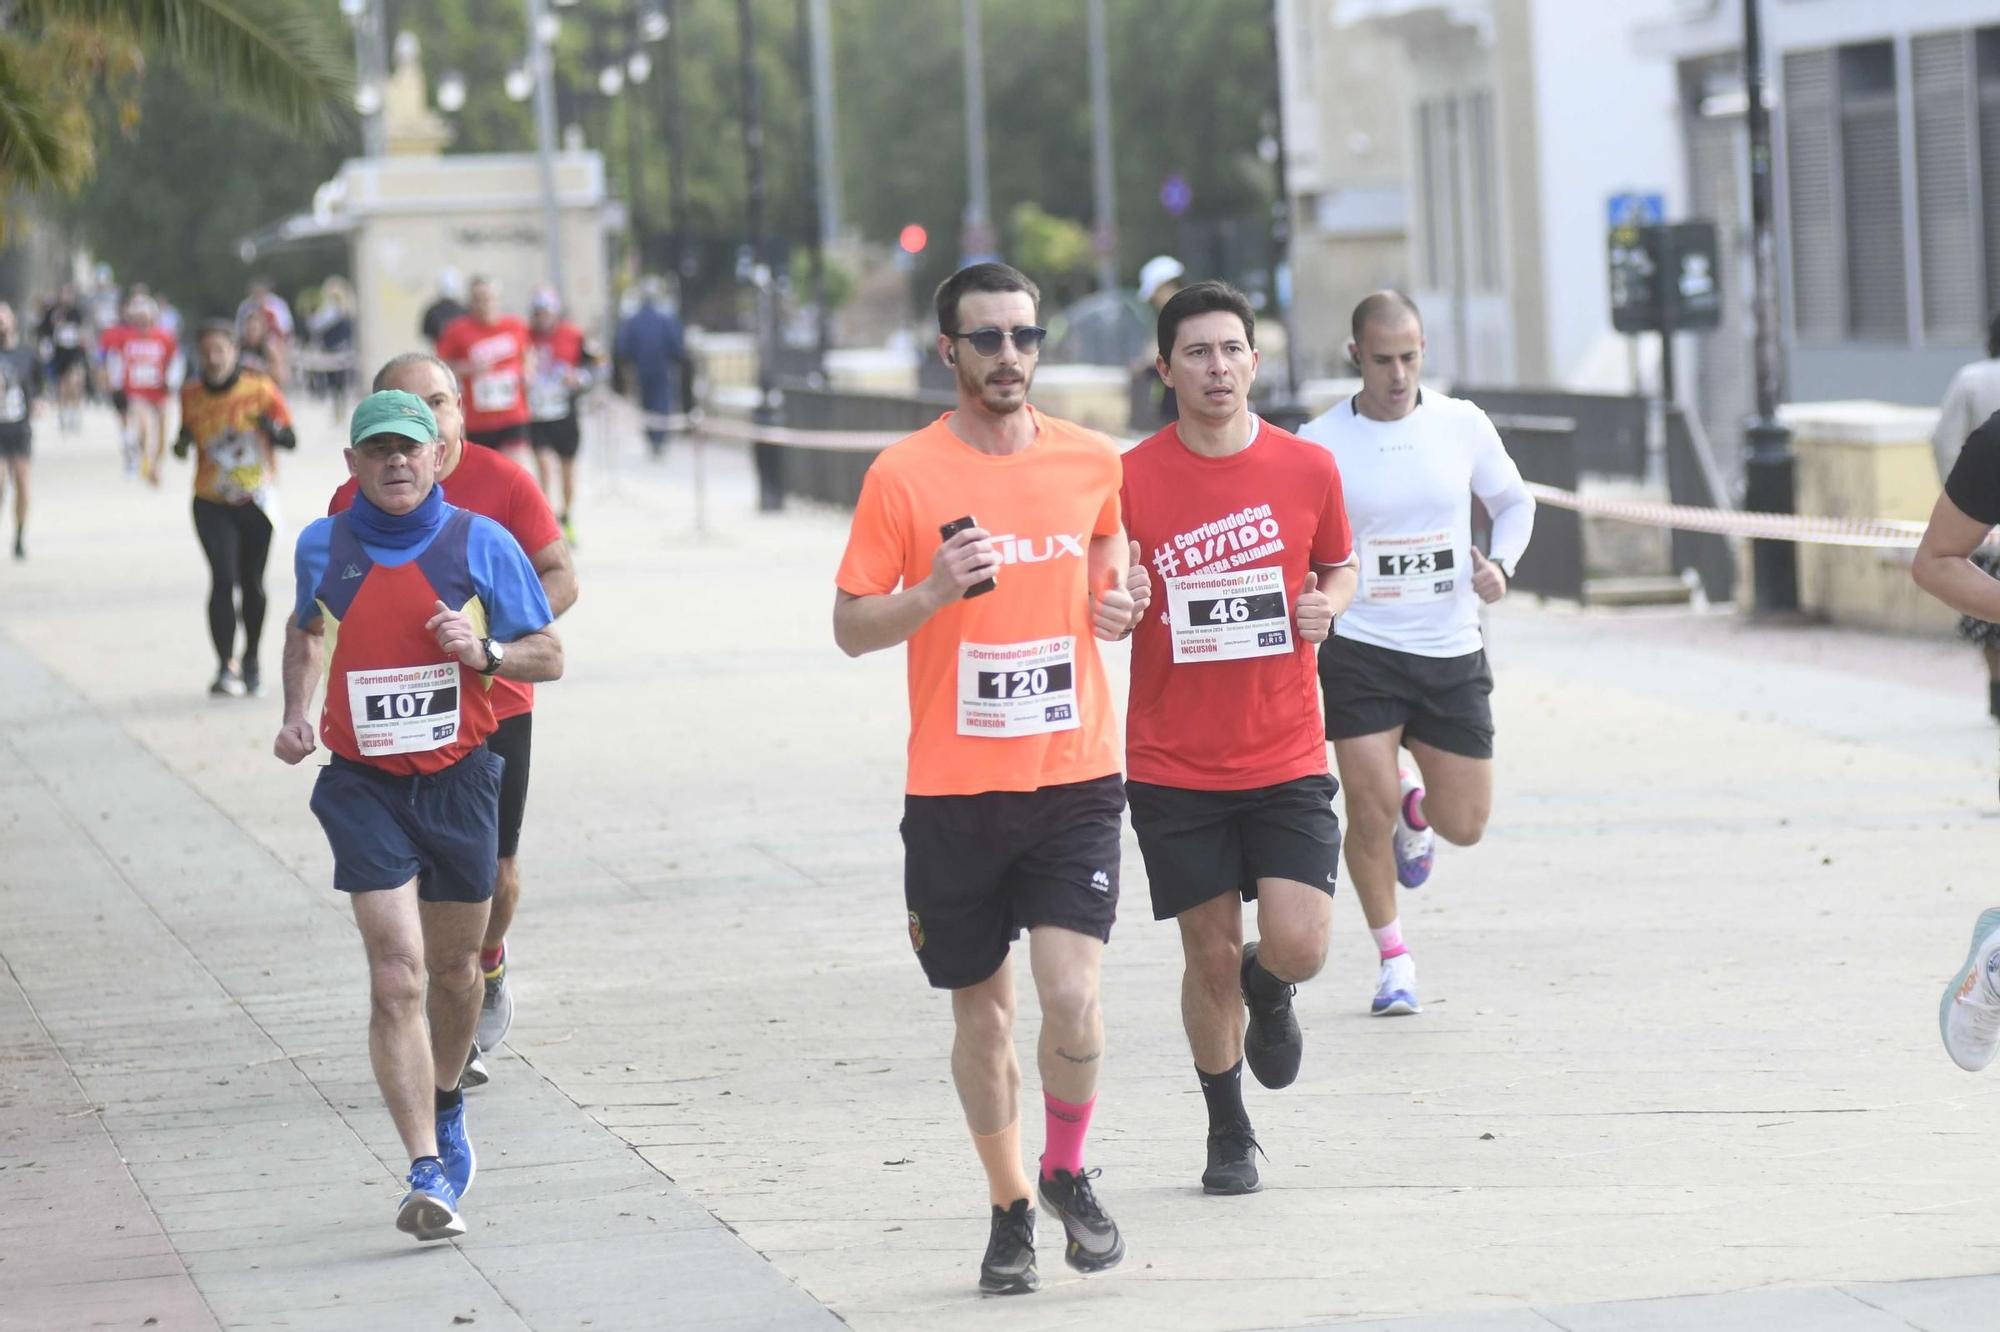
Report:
55,0,1279,324
0,0,349,197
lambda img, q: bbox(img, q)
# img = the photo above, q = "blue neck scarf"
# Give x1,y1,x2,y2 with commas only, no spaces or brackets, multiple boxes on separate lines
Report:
347,483,446,551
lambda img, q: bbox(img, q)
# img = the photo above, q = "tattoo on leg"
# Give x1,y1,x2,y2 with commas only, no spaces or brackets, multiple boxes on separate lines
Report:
1055,1047,1100,1066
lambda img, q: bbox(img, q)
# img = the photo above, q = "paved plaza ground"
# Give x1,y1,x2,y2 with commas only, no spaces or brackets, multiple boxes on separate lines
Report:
7,400,2000,1330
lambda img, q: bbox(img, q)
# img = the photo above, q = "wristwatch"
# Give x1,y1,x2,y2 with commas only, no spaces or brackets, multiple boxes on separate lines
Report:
1491,556,1515,580
477,638,506,676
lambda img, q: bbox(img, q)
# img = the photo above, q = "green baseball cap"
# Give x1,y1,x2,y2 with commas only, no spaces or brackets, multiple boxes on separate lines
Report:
349,389,439,447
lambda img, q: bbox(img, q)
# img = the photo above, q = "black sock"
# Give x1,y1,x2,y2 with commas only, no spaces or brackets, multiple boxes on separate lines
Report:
412,1153,443,1172
435,1085,462,1115
1246,952,1289,999
1198,1060,1248,1132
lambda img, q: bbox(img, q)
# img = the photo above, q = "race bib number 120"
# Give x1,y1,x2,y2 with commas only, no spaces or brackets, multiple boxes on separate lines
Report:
1164,566,1291,662
957,637,1080,738
346,662,461,755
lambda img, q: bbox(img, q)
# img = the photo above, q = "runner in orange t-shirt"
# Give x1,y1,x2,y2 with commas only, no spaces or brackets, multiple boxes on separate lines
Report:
1119,281,1356,1195
834,263,1140,1297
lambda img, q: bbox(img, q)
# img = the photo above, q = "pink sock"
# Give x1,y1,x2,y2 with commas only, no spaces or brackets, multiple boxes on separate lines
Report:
1372,920,1408,960
1402,787,1429,830
1040,1092,1095,1179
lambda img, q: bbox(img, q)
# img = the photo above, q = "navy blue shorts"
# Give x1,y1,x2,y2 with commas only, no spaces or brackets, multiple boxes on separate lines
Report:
309,746,505,903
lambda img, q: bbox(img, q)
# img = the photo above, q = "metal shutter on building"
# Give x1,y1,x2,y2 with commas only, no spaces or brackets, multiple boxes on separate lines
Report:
1840,45,1908,341
1785,50,1843,341
1980,32,2000,320
1914,30,1980,342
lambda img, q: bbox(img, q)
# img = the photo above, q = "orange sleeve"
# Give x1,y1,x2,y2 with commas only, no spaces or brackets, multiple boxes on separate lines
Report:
835,461,910,598
1093,456,1121,538
264,378,294,427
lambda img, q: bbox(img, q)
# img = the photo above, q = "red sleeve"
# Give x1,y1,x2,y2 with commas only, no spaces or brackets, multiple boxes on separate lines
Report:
435,322,464,362
328,476,358,515
1312,453,1353,566
506,465,563,554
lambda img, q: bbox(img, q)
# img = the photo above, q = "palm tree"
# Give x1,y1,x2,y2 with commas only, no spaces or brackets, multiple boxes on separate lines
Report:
0,0,350,196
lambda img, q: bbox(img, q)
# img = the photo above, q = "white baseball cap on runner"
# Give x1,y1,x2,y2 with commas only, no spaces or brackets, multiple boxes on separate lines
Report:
1137,255,1186,303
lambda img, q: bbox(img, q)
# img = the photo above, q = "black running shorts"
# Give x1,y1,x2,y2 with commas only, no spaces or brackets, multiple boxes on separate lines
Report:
899,774,1124,990
1318,633,1494,759
467,423,530,451
530,415,580,460
486,712,533,860
1127,773,1340,921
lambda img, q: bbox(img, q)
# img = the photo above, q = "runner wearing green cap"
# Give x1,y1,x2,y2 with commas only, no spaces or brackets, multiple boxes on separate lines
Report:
275,389,564,1242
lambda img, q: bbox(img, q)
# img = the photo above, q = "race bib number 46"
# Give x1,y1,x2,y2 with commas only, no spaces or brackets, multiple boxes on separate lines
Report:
346,662,461,755
1362,530,1456,604
957,637,1080,738
1165,566,1290,663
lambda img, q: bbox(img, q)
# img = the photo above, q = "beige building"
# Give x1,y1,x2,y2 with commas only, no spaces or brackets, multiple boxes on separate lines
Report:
1278,0,1682,391
1275,4,1412,378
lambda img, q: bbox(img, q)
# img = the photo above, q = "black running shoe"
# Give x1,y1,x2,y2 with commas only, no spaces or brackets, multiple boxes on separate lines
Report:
1241,941,1303,1089
1203,1122,1265,1195
978,1198,1038,1295
1036,1168,1125,1273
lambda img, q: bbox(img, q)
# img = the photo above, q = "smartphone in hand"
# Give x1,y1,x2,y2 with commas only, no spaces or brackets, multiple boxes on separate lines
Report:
939,515,997,599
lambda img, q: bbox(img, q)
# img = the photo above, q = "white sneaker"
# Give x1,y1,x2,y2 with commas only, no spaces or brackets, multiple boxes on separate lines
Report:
1372,952,1419,1016
1393,769,1436,888
1940,909,2000,1071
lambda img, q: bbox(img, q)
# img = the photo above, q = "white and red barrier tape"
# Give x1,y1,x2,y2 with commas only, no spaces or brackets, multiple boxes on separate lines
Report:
669,414,1957,550
1522,483,1935,550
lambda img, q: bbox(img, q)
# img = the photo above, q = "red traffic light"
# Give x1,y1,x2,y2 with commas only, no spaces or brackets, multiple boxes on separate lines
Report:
898,224,928,255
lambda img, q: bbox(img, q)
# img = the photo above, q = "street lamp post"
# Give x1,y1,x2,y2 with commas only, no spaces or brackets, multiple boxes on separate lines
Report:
1263,0,1302,405
1087,0,1117,294
526,0,567,297
960,0,993,263
738,0,782,511
1741,0,1798,612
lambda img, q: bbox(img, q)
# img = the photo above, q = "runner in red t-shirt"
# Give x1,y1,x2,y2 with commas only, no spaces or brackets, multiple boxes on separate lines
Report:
102,296,180,486
525,287,603,542
1120,281,1355,1195
435,277,534,460
330,350,578,1087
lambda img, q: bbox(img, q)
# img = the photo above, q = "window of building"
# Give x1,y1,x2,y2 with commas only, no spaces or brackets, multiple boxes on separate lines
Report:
1914,30,1979,343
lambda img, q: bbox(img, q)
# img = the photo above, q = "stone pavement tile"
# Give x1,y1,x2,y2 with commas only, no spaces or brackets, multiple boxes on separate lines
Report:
1841,1273,2000,1331
1299,1313,1564,1332
1534,1285,1916,1331
2,610,841,1330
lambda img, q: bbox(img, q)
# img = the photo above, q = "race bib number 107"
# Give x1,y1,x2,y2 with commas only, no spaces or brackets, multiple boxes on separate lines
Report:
957,637,1080,738
346,662,461,755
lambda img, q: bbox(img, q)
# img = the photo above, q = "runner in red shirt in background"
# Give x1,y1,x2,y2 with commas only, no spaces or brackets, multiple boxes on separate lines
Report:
331,351,578,1087
1120,281,1356,1196
436,277,535,465
526,287,602,543
102,295,180,486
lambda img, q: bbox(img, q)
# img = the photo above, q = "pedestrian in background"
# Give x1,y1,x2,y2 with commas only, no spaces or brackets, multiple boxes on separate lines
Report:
614,277,685,459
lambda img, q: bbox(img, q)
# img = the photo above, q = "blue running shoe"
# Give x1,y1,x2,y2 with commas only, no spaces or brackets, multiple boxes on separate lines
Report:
1940,908,2000,1071
436,1098,477,1199
1371,952,1420,1016
397,1158,464,1242
1393,768,1435,889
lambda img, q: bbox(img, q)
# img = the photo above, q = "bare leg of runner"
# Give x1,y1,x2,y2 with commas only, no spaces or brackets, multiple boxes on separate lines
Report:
352,883,441,1161
1405,739,1492,848
420,897,490,1093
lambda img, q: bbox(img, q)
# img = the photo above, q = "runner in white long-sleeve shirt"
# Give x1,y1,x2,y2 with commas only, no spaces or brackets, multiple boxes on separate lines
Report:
1298,291,1534,1018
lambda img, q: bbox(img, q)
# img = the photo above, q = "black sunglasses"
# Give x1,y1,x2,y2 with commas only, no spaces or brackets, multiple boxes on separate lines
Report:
947,325,1048,357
